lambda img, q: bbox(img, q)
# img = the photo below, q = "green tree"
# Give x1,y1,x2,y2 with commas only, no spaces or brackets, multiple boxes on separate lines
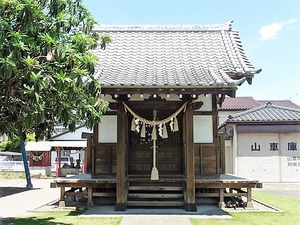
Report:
0,0,111,140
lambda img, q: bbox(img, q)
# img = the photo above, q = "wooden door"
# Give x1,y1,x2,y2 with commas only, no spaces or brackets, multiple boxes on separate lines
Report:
127,100,184,176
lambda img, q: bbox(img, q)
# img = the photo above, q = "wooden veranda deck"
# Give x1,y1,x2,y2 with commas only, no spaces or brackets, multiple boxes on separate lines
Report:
53,173,261,209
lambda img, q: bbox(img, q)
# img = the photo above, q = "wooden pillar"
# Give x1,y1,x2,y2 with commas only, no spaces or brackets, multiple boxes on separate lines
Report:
212,94,220,175
58,186,66,207
184,100,197,211
218,188,225,208
87,187,94,207
246,187,254,208
115,99,127,211
86,134,93,174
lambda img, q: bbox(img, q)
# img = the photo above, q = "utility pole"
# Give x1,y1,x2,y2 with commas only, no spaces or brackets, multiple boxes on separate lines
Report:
20,141,33,189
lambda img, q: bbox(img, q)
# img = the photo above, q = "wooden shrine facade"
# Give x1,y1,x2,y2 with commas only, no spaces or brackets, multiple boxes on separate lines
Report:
82,93,259,211
54,22,261,211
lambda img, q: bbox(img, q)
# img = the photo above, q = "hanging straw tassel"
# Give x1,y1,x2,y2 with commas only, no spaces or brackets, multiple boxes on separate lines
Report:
131,118,136,131
151,165,159,180
141,123,146,138
151,141,159,180
162,123,168,139
174,116,179,132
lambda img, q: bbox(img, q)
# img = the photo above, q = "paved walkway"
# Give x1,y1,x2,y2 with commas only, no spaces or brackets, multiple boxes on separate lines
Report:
1,179,300,224
0,178,60,218
120,216,191,225
255,183,300,199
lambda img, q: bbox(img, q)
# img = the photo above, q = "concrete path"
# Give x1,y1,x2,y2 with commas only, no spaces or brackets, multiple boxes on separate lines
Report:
0,178,60,218
82,204,232,225
255,183,300,199
120,216,191,225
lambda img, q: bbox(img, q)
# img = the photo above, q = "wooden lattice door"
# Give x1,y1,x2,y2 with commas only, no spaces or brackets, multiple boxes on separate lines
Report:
127,101,184,176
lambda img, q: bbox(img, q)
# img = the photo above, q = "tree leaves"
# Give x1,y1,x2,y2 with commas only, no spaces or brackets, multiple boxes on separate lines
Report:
0,0,110,140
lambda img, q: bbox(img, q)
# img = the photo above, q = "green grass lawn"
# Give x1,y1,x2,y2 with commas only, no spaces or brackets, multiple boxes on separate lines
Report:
1,192,299,225
191,192,300,225
0,211,122,225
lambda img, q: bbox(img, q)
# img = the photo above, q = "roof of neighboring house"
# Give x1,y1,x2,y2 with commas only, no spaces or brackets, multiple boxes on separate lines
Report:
257,100,300,109
219,97,300,111
219,96,261,110
226,102,300,123
93,21,261,94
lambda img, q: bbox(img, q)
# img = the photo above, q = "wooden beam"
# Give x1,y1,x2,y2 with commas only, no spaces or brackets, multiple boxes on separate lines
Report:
184,100,197,211
115,100,127,211
86,134,93,174
100,87,237,96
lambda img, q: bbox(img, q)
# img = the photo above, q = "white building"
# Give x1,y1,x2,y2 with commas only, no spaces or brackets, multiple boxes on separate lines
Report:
221,102,300,182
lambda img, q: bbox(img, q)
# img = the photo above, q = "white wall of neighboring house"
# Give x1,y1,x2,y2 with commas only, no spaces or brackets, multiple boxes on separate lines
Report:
280,132,300,182
228,130,300,182
52,126,92,140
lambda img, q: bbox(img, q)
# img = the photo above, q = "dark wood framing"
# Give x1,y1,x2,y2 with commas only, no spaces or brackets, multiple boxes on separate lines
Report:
101,87,237,97
184,100,197,211
115,99,127,211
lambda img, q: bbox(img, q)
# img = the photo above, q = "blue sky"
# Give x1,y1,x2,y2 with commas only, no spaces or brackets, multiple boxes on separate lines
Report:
83,0,300,105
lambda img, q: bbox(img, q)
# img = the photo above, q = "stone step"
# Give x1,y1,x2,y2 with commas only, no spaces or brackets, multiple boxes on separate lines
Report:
127,200,185,207
128,193,184,199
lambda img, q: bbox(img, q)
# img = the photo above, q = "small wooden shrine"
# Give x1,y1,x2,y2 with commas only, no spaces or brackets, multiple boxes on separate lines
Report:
55,22,262,211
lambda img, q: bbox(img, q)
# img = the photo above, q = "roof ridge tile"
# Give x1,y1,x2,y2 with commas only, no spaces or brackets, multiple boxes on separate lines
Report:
93,22,234,32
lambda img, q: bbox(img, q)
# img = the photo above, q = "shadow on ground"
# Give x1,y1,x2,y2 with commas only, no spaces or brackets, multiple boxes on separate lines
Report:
0,187,40,198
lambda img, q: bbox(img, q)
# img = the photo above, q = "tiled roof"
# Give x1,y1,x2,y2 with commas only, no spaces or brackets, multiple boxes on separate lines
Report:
219,96,261,110
219,97,300,110
226,102,300,123
257,100,300,109
93,21,261,90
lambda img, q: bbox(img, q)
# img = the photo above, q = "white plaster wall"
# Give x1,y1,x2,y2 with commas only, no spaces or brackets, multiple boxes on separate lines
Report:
225,140,233,174
195,94,212,112
193,115,213,143
98,115,117,143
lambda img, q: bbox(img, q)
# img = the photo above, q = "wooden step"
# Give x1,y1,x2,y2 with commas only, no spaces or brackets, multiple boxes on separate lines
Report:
127,182,185,208
128,185,183,191
128,193,183,199
127,200,185,207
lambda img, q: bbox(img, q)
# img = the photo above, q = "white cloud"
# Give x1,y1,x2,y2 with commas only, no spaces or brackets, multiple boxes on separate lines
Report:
259,19,298,41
